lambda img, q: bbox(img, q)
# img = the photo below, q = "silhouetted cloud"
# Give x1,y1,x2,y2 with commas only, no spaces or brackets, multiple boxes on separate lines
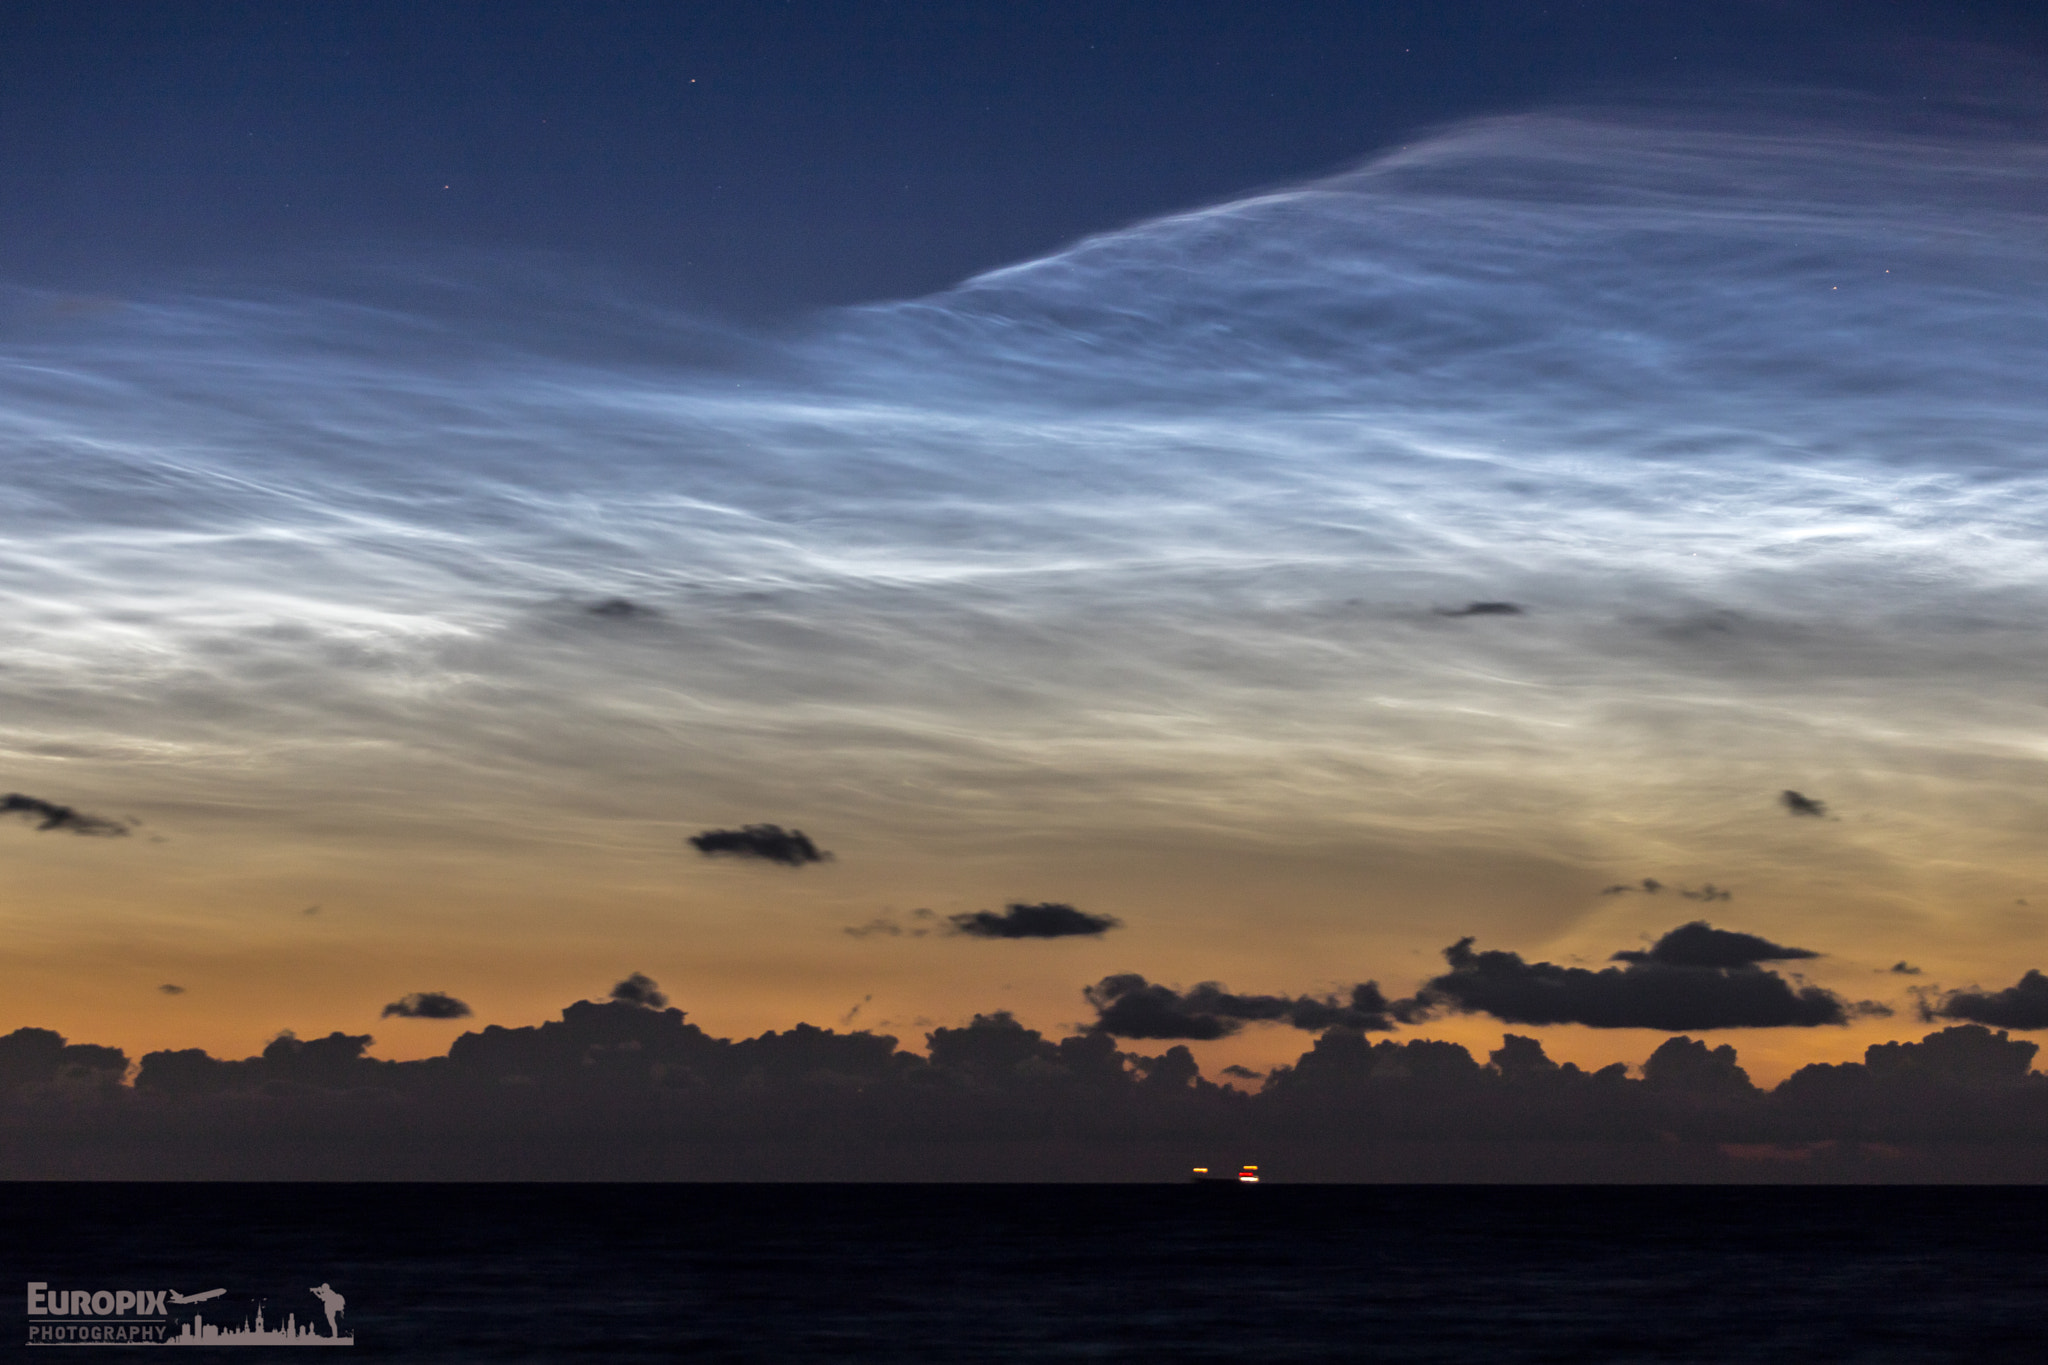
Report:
8,993,2048,1180
1641,1036,1756,1096
1084,974,1399,1039
0,1028,128,1089
381,991,473,1020
1781,790,1828,817
1891,962,1923,976
1486,1034,1562,1080
688,824,830,866
949,903,1122,939
585,596,657,619
0,793,128,837
1599,879,1731,902
1923,969,2048,1030
1860,1025,2039,1084
1610,921,1817,968
1435,601,1523,617
922,1011,1133,1087
1415,932,1851,1029
609,973,669,1009
157,984,185,996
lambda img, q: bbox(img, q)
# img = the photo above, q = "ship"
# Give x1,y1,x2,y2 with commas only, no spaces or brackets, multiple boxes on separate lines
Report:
1189,1164,1260,1184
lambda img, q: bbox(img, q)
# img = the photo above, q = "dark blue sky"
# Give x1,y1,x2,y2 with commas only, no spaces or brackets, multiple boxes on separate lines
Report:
3,0,2040,315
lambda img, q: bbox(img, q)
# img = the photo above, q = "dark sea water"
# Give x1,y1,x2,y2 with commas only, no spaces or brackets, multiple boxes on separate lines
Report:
10,1184,2046,1362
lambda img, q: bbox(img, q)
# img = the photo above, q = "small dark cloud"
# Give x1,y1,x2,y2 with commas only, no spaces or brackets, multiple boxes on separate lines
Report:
381,991,473,1020
586,596,658,619
157,984,185,996
1680,884,1732,903
1085,974,1400,1040
609,973,669,1010
1890,962,1923,976
1610,921,1817,968
1084,977,1232,1040
1600,878,1665,896
1435,601,1524,617
844,916,903,939
302,904,322,916
949,903,1122,940
1922,969,2048,1030
1415,932,1851,1029
689,824,830,867
1220,1064,1265,1079
844,909,935,939
1,793,129,837
1781,789,1828,817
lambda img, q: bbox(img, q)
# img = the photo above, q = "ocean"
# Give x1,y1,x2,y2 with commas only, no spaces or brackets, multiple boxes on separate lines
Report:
10,1183,2046,1361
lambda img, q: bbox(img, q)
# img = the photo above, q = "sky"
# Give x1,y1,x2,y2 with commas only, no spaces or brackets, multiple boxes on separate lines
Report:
7,1,2048,1175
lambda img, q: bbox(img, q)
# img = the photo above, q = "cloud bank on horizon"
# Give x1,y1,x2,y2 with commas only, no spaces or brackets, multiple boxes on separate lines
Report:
5,978,2048,1181
6,93,2048,1056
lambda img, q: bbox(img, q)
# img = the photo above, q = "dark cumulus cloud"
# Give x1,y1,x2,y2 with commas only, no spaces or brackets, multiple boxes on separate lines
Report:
1414,930,1852,1030
1435,601,1523,617
1610,921,1818,968
157,984,185,996
10,1003,2048,1180
1781,790,1829,817
1,793,129,837
949,903,1122,939
1891,962,1923,976
688,824,830,867
381,992,473,1020
1641,1036,1756,1097
610,973,669,1009
1923,969,2048,1030
0,1028,128,1090
1085,974,1401,1040
1601,878,1665,895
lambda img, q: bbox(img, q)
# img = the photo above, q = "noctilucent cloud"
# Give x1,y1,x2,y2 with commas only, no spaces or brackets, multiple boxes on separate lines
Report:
5,17,2048,1091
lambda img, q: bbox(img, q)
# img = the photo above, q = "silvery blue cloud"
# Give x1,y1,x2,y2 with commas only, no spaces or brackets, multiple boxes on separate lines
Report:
4,102,2046,880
